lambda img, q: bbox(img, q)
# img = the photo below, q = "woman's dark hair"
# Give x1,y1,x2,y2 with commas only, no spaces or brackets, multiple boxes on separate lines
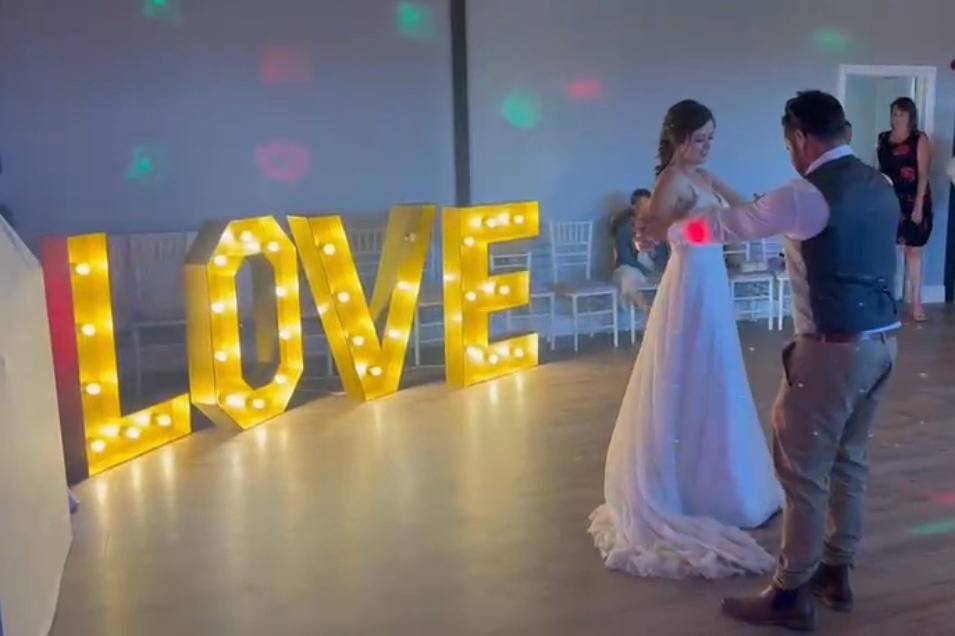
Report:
609,210,629,234
890,97,919,133
781,90,846,142
629,188,652,205
610,189,652,234
655,100,714,176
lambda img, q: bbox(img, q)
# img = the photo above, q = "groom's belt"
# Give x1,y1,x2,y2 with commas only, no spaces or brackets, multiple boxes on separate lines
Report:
800,330,898,343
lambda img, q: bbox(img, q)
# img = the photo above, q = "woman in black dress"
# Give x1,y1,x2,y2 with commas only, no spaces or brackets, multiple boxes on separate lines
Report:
877,97,932,322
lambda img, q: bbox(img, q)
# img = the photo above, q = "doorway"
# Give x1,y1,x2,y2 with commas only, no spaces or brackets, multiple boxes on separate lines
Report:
838,64,937,301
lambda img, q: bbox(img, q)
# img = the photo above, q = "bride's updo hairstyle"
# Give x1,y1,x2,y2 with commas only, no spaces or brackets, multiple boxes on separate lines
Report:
656,100,715,176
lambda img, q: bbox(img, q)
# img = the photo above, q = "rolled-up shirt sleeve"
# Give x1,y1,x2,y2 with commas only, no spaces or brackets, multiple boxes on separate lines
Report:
668,179,829,246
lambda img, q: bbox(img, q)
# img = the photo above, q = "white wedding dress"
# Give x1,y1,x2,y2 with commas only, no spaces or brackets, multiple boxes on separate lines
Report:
588,184,784,579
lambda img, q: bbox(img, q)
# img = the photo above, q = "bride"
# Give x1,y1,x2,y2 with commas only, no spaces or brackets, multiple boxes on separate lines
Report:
588,100,783,579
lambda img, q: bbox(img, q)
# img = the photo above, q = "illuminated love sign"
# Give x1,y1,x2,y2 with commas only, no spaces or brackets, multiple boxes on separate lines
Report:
41,202,540,479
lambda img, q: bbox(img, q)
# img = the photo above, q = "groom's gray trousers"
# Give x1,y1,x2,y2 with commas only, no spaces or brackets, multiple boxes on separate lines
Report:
771,332,897,590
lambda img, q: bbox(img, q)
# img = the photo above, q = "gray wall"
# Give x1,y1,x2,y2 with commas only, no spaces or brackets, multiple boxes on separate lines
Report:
3,0,953,288
0,0,455,243
467,0,955,287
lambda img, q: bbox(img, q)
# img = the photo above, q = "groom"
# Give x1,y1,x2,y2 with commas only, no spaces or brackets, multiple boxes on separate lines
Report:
638,90,900,631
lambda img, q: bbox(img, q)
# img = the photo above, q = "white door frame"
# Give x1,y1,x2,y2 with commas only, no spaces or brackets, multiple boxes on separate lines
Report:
838,64,942,304
837,64,937,138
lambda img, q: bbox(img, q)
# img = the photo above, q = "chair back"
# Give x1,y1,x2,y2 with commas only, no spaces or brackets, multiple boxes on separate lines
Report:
491,250,532,274
127,231,196,323
549,221,594,283
346,227,385,292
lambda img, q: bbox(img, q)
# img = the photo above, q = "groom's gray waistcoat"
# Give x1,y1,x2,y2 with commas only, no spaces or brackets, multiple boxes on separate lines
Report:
789,155,899,334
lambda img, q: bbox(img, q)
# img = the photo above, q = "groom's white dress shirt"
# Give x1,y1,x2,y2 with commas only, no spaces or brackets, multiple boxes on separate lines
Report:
670,145,901,336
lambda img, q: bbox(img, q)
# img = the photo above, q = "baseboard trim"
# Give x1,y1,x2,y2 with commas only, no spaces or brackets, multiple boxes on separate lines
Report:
924,285,946,304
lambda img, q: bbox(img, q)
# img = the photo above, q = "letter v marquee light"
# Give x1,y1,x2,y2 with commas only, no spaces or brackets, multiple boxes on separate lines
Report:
289,205,435,401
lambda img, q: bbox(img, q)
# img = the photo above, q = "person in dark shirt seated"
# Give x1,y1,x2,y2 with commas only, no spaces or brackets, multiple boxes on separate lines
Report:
611,188,663,311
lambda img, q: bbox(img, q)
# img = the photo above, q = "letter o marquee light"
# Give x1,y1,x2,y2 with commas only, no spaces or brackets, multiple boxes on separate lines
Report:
184,217,303,429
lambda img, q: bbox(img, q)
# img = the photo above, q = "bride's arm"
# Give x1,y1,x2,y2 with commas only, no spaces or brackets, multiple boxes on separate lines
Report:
634,169,697,251
700,169,748,207
662,181,829,247
643,168,695,226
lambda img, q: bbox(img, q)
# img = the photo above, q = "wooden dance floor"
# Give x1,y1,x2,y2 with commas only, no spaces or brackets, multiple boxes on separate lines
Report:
53,308,955,635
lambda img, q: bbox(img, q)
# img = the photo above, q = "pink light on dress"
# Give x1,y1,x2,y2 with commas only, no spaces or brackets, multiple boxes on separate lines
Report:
260,44,313,85
565,77,603,101
685,219,710,245
255,141,311,184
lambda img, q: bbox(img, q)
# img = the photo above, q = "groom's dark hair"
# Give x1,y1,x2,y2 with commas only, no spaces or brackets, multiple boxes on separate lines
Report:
782,90,847,143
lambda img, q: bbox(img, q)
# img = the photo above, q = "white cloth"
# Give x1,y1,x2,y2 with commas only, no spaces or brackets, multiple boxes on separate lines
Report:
590,184,783,579
946,156,955,186
0,217,72,636
669,145,899,335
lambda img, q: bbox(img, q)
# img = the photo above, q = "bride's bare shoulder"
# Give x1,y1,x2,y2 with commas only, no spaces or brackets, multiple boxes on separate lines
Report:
646,167,697,221
655,166,694,194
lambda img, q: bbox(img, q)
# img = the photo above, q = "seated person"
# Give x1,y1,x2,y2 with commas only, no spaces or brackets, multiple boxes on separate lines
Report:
611,188,664,311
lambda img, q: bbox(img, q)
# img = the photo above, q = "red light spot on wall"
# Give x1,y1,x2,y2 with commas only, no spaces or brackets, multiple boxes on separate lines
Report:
565,77,603,101
261,44,313,85
931,491,955,506
255,141,311,184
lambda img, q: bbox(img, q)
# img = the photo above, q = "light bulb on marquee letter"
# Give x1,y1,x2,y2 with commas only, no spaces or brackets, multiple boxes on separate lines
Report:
40,234,191,479
288,204,435,401
442,202,540,387
184,216,303,429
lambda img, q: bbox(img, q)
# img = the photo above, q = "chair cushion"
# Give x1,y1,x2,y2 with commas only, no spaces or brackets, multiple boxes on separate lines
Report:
554,281,616,296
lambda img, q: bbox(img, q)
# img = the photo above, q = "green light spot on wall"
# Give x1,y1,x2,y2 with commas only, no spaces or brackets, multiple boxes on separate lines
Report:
500,90,542,130
125,145,167,186
812,28,851,56
143,0,181,24
396,2,435,42
908,518,955,537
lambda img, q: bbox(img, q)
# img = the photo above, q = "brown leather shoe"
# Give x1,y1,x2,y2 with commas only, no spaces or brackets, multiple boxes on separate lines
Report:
810,563,853,612
722,584,815,631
